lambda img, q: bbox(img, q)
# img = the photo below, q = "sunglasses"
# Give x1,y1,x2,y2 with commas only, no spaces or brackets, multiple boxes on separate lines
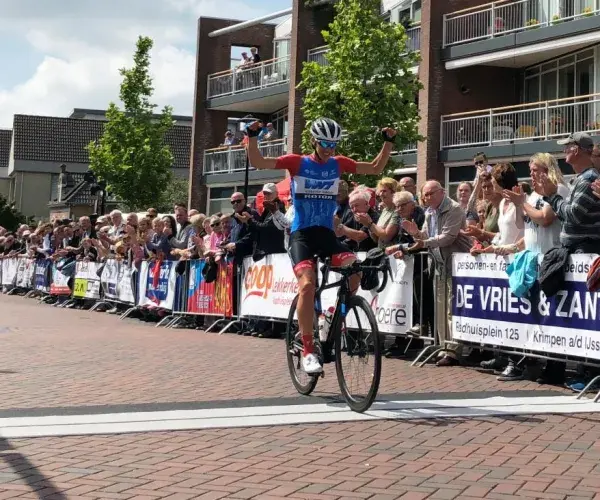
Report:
231,199,243,205
318,140,338,149
474,161,484,166
210,222,221,228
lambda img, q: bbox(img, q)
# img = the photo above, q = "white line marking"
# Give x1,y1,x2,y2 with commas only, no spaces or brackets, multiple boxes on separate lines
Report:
0,396,596,438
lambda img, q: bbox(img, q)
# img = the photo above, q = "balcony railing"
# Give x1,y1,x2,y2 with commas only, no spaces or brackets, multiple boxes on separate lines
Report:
207,56,291,99
440,93,600,149
306,25,421,67
443,0,600,47
203,139,287,174
406,25,421,52
307,45,329,66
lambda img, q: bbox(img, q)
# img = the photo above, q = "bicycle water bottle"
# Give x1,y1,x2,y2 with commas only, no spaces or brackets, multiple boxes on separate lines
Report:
318,306,335,342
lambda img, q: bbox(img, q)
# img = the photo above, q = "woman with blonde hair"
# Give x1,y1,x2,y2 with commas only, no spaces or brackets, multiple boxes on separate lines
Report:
355,177,399,249
502,152,569,255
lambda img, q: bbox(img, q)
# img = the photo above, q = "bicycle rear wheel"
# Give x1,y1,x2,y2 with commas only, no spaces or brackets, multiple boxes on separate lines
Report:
334,295,382,413
285,295,319,395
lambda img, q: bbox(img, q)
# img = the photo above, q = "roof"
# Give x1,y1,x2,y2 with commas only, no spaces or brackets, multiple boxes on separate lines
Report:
0,129,11,169
12,114,192,169
69,108,193,123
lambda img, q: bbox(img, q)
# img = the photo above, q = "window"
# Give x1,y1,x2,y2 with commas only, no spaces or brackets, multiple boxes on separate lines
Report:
523,46,595,103
274,39,290,59
50,174,59,202
269,107,288,141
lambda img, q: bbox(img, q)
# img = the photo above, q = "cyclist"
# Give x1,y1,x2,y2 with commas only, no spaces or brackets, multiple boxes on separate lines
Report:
246,118,397,374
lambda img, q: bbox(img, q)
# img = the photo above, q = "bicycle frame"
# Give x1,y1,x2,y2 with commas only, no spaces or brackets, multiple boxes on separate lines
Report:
313,259,384,344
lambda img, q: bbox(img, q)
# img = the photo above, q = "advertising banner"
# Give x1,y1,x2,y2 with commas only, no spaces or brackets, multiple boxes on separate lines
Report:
100,259,120,300
137,260,177,309
34,260,51,293
15,258,35,289
240,253,414,334
118,264,136,305
1,258,18,286
241,254,297,320
187,259,234,316
452,253,600,360
72,261,101,299
50,261,72,296
100,260,136,304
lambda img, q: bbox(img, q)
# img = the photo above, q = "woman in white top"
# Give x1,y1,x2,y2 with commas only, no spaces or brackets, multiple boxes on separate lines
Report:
471,163,524,255
501,153,569,255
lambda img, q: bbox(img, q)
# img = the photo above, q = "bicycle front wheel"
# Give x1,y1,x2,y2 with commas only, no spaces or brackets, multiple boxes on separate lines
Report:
334,295,382,413
285,295,319,395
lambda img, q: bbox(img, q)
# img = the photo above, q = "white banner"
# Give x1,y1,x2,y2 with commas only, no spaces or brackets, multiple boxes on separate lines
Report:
118,265,136,304
241,253,414,335
1,258,18,286
100,260,120,300
72,261,101,299
452,253,600,360
137,260,177,310
15,258,35,289
100,260,136,304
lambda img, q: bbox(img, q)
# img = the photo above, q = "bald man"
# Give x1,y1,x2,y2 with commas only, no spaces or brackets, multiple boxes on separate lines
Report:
399,177,416,196
401,180,472,367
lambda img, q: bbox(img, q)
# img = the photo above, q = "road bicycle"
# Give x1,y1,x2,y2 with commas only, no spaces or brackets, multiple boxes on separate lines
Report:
285,252,390,413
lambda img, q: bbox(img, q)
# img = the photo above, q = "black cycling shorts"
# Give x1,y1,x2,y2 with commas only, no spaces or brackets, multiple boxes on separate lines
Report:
288,226,354,274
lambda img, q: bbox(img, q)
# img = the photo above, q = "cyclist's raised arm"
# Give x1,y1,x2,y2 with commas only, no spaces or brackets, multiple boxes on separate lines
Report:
246,121,278,170
355,128,397,176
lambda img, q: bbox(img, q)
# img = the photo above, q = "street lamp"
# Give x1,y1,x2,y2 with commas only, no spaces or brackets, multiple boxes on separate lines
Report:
239,114,259,202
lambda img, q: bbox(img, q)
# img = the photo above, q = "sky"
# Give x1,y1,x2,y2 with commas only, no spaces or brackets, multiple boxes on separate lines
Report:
0,0,291,128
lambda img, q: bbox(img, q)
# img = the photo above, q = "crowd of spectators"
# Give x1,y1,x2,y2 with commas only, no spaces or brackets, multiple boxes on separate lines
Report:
2,133,600,387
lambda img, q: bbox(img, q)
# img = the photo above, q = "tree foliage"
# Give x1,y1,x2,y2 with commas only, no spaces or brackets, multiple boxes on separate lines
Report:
0,194,26,231
87,36,175,211
155,177,189,213
300,0,422,185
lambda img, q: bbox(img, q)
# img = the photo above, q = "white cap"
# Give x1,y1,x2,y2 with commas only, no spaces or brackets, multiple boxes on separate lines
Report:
262,182,277,194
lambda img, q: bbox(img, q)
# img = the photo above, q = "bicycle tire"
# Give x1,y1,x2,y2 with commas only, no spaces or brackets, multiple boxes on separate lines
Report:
285,294,319,395
334,295,382,413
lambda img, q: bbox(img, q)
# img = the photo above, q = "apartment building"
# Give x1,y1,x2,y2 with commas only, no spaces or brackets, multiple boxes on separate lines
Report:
189,0,599,210
189,0,422,212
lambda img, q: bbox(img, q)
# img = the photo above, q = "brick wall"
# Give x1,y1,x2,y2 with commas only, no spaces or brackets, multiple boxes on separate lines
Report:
417,0,500,187
189,17,276,211
287,0,334,154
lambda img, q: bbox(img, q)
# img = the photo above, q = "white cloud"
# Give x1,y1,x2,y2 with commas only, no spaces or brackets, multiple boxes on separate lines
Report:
0,0,290,128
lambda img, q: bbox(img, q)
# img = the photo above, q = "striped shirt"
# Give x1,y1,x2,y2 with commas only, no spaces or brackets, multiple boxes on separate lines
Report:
547,167,600,252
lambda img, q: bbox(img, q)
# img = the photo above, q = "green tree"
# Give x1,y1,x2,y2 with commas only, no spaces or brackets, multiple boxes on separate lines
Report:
0,195,26,231
87,36,175,211
156,177,189,213
300,0,422,185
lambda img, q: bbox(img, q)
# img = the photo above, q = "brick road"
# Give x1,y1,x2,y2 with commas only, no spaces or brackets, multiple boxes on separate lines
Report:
0,294,598,499
0,295,568,409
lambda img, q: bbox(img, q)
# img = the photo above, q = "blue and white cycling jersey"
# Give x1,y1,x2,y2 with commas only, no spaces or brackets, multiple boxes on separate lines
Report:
275,153,357,233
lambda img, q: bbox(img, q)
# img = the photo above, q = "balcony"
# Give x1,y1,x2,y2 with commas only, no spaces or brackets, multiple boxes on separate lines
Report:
440,93,600,150
306,25,421,67
207,56,290,99
307,45,329,66
443,0,600,48
203,139,286,175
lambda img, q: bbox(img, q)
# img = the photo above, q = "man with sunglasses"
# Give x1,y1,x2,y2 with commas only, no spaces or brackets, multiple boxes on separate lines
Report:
224,192,259,258
246,117,396,374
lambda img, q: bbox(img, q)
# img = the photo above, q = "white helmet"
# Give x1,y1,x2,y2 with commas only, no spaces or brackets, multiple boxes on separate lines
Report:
310,118,342,142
